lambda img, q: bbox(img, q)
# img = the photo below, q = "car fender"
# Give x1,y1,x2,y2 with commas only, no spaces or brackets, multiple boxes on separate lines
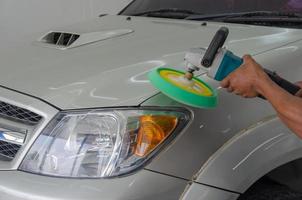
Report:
192,117,302,193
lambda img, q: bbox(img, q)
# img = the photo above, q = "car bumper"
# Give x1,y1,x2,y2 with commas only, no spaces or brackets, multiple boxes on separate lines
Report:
0,170,187,200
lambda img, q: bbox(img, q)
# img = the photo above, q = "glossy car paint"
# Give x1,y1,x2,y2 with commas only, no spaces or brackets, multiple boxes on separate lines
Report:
0,170,186,200
0,15,302,199
181,183,239,200
1,15,302,109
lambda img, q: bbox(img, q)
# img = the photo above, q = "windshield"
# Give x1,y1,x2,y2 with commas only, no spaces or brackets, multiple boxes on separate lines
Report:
120,0,302,28
121,0,302,16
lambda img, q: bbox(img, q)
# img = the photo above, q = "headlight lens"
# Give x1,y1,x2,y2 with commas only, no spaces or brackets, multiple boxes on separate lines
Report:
19,108,190,178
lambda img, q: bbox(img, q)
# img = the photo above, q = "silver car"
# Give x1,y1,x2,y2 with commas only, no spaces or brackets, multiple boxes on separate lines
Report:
0,0,302,199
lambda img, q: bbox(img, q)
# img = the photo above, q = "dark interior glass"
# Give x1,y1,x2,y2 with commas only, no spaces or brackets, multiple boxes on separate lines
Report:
121,0,302,15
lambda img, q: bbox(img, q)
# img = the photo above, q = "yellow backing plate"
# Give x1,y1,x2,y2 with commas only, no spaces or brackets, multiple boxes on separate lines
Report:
160,70,213,96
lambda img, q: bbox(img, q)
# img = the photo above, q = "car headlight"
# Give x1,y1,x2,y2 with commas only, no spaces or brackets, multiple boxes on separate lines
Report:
19,108,190,178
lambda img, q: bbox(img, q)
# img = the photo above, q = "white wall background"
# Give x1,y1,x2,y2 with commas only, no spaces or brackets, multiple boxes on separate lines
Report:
0,0,131,35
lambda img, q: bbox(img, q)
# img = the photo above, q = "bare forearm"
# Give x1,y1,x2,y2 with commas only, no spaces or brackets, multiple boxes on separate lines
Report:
257,74,302,137
277,112,302,138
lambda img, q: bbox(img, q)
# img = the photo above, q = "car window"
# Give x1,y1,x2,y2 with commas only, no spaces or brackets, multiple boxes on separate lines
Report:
121,0,302,15
120,0,302,28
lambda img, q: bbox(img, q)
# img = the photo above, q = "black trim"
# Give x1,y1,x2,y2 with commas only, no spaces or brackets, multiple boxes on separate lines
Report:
63,105,140,112
118,0,136,15
144,168,242,195
138,92,161,106
144,168,189,181
194,182,242,195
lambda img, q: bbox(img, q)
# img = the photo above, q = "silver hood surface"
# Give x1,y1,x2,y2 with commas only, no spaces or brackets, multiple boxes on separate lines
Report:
0,15,301,109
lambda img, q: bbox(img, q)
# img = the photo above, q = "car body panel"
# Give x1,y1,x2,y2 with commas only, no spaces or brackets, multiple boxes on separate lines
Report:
181,183,239,200
0,170,187,200
0,15,302,109
1,14,302,200
194,117,302,193
141,41,302,192
142,86,275,179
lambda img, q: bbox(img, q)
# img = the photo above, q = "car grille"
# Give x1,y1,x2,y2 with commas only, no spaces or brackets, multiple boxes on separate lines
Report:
0,100,43,160
0,101,42,125
0,140,21,159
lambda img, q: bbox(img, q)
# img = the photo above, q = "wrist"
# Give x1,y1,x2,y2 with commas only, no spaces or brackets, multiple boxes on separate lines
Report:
254,70,271,95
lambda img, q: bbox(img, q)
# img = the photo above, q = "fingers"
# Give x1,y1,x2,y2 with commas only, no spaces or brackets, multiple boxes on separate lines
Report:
227,86,234,92
221,76,230,88
295,81,302,88
242,54,263,71
221,55,251,89
219,54,260,99
242,54,252,63
295,89,302,98
221,74,238,93
233,89,242,95
221,55,251,88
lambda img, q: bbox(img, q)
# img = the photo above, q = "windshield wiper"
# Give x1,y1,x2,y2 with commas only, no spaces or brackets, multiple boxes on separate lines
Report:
186,11,302,21
186,11,302,28
132,8,202,19
222,16,302,24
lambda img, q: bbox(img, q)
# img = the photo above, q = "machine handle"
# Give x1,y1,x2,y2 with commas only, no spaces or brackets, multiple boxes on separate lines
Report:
201,27,229,68
258,70,300,99
264,69,301,96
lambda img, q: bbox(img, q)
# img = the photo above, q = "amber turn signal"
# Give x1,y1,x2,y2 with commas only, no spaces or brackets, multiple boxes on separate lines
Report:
135,115,178,157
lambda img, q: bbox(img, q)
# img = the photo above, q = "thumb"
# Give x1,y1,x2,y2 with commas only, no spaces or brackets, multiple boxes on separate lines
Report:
242,54,253,65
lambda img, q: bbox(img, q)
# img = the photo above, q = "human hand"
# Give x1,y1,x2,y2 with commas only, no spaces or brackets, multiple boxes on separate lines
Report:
295,81,302,97
220,55,268,98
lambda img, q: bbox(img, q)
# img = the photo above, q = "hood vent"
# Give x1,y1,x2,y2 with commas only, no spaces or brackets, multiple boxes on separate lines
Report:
40,32,80,48
38,29,134,50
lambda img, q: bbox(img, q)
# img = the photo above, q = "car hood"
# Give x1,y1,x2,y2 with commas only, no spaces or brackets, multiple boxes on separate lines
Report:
1,15,302,109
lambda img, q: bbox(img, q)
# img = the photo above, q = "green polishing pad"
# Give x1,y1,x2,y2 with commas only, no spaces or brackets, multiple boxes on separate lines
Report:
148,67,217,108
